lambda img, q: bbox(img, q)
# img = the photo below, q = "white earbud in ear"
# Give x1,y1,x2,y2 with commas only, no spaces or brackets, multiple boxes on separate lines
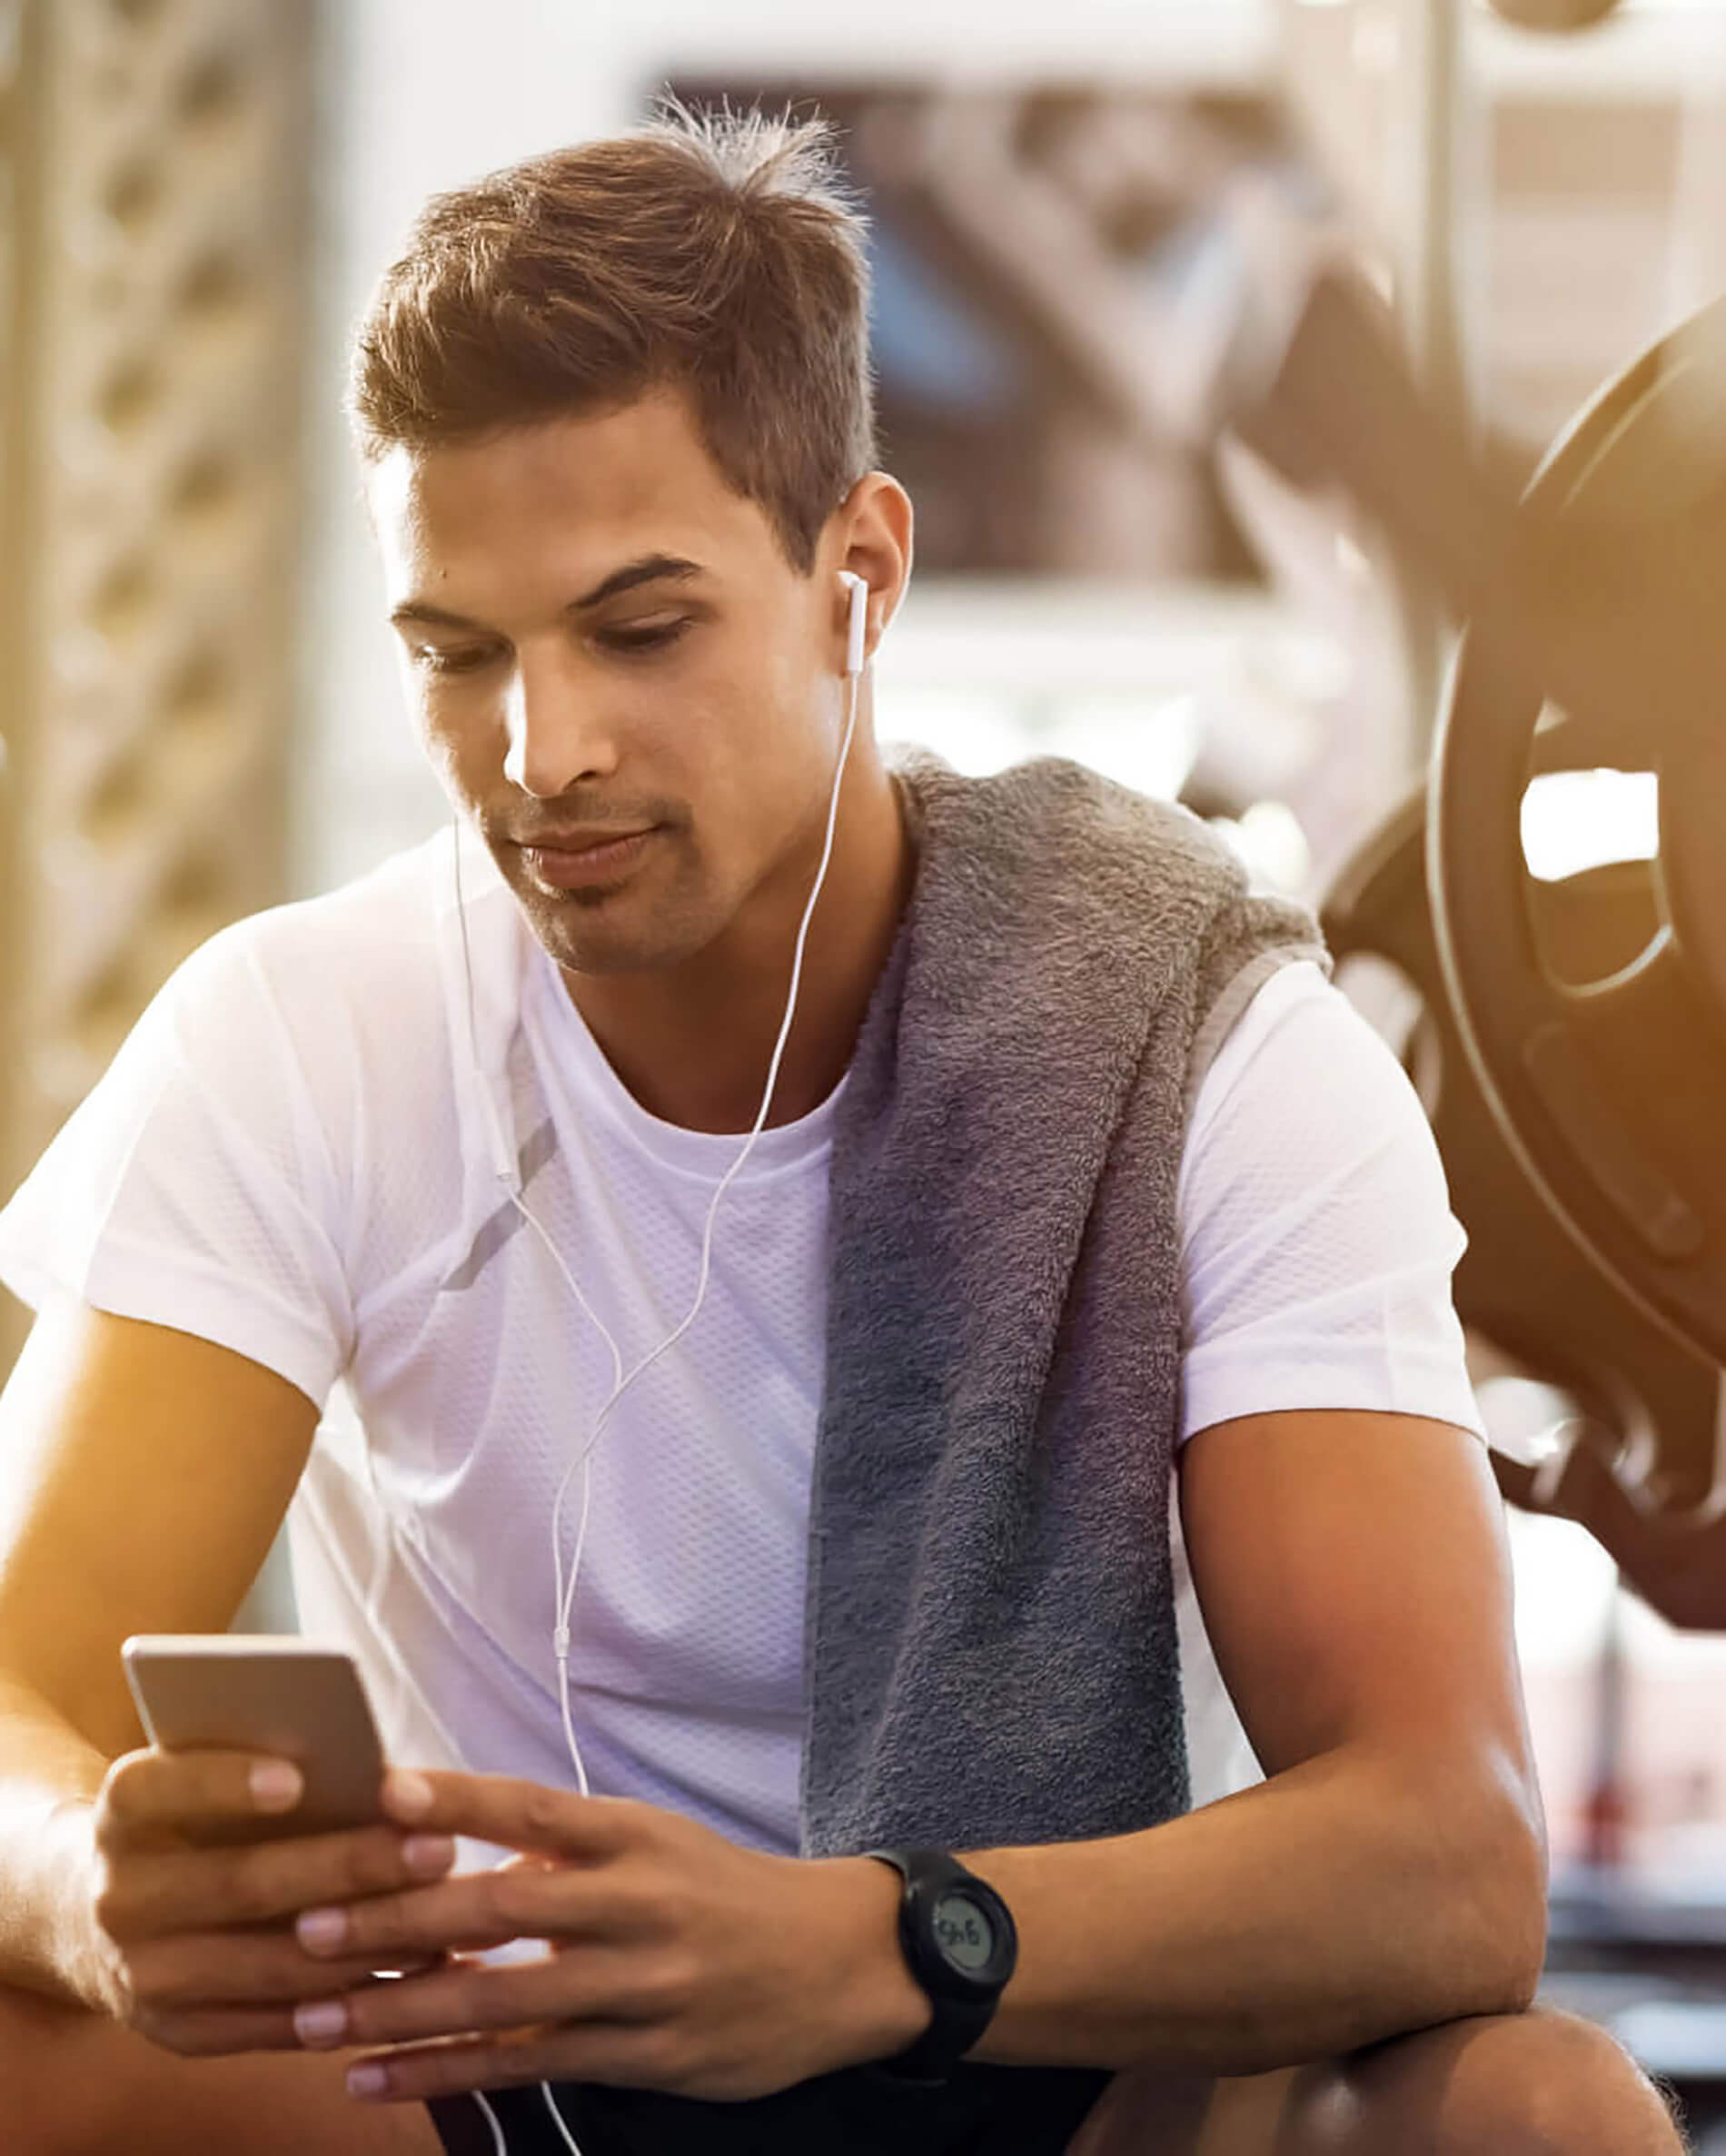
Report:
837,569,868,677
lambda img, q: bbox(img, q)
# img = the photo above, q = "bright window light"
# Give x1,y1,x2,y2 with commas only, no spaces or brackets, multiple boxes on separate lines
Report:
1520,768,1660,884
1047,692,1204,803
883,692,1029,777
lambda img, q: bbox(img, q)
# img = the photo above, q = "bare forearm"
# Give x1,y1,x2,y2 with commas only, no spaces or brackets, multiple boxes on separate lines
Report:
954,1746,1545,2077
0,1672,108,2005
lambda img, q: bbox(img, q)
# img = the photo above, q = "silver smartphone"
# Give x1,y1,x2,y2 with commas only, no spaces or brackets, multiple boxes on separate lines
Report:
121,1636,386,1845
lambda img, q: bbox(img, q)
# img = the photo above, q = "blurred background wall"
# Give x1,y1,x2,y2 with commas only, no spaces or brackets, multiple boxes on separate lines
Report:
0,0,310,1340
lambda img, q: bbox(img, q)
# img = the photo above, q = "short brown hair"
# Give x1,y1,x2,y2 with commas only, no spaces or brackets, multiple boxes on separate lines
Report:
347,103,877,572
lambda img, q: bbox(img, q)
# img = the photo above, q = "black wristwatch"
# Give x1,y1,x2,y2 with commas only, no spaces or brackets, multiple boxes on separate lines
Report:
861,1846,1019,2085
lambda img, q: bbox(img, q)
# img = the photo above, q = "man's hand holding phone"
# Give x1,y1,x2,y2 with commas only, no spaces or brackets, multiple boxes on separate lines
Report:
79,1742,459,2056
66,1636,457,2058
83,1636,927,2105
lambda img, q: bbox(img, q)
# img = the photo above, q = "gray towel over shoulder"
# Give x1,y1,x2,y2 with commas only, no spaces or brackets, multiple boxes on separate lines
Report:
799,750,1329,1859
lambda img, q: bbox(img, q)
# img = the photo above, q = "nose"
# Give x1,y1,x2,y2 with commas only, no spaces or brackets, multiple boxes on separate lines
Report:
501,647,620,799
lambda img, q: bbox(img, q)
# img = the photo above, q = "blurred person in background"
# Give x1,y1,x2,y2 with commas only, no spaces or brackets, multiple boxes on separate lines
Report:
0,105,1688,2156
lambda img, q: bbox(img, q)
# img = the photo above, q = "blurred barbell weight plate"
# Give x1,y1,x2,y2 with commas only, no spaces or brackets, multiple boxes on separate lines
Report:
1429,296,1726,1372
1322,791,1724,1518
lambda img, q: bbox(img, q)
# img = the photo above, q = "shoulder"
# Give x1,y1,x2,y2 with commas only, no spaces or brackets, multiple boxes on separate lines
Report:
895,748,1322,964
170,826,510,1043
1193,959,1426,1140
134,827,525,1143
895,746,1245,891
1181,956,1456,1251
1176,961,1481,1439
187,828,451,993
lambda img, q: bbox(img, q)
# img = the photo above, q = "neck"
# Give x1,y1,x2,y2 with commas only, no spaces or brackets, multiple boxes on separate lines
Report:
561,745,915,1135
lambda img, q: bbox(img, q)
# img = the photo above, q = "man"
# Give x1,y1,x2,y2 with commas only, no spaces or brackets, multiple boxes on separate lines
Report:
0,106,1687,2156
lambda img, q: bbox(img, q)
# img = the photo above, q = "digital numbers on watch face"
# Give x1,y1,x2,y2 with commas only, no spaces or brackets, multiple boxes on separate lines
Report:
932,1889,997,1973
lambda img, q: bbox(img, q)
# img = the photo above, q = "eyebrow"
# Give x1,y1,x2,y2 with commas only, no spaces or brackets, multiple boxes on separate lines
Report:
390,553,705,634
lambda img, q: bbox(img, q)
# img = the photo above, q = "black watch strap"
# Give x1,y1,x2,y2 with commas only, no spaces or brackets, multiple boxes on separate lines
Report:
862,1846,1017,2086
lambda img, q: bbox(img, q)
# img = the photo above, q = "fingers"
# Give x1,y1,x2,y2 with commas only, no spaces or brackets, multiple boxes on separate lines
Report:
97,1746,314,1850
294,1860,613,1967
296,1948,655,2055
379,1767,636,1861
96,1819,458,1942
343,2022,671,2106
128,2001,310,2058
124,1924,451,2008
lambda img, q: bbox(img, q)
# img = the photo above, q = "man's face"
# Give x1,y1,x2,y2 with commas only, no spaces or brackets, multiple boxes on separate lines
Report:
369,391,850,979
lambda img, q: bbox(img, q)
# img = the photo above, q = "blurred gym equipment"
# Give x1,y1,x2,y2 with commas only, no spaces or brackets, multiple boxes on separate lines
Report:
1431,302,1726,1398
1322,792,1726,1539
1234,272,1726,1577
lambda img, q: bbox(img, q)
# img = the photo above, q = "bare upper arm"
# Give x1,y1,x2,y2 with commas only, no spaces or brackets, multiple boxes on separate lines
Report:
0,1294,320,1755
1177,1408,1542,1824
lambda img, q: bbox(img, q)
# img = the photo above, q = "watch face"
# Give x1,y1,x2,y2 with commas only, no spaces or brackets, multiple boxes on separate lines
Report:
932,1888,999,1975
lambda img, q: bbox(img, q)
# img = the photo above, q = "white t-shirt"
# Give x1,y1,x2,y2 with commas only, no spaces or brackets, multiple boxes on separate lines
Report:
0,824,1484,1860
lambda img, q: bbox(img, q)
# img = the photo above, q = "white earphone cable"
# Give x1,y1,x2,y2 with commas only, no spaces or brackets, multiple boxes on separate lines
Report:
541,657,862,1787
471,2088,511,2156
541,2081,585,2152
441,588,867,2152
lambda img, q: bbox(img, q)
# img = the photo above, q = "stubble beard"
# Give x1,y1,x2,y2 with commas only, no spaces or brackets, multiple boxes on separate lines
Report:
506,843,718,982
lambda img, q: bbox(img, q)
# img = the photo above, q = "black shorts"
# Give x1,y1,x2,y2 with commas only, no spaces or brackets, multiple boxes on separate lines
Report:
425,2059,1113,2155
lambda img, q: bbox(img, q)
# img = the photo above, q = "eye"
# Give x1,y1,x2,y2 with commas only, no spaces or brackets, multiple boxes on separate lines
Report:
600,618,691,656
412,644,499,677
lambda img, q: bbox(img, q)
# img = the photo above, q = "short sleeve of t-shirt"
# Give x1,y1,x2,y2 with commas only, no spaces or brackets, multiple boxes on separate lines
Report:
0,920,355,1406
1175,960,1485,1445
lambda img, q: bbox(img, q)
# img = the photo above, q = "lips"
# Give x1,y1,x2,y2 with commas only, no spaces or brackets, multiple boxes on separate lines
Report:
516,827,655,853
517,826,660,890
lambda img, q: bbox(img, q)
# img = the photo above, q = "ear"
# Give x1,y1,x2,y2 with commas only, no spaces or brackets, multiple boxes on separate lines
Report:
829,472,914,662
